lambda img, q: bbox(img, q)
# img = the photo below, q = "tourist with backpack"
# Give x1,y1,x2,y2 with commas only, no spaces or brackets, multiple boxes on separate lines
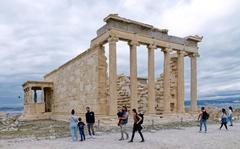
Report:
118,106,129,141
129,109,144,143
198,107,209,133
220,108,228,130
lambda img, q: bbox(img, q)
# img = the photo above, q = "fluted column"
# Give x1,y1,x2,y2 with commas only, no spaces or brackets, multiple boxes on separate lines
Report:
97,44,108,115
129,40,139,110
177,50,185,113
147,44,156,114
190,53,198,112
162,48,172,113
108,36,118,115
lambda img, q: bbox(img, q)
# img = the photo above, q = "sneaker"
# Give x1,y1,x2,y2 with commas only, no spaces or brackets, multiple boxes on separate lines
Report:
128,140,133,143
140,140,145,143
119,138,124,141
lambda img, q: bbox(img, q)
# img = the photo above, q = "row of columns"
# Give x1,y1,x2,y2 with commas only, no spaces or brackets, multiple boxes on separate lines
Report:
107,36,198,115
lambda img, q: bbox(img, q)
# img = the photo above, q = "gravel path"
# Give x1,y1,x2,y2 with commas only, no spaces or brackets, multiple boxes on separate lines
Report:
1,123,240,149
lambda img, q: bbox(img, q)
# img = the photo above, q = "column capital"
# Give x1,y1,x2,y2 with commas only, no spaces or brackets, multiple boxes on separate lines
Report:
161,47,172,53
108,36,119,43
128,40,140,46
177,50,186,55
147,43,157,49
189,52,200,58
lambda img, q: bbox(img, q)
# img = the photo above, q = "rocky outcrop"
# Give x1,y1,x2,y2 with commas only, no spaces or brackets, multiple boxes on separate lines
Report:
0,114,21,132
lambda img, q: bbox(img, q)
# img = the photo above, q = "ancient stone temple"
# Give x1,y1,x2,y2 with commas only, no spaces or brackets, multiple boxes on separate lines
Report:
22,14,202,120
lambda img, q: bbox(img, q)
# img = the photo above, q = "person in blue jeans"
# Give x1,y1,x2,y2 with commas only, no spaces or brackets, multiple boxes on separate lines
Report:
198,107,209,133
78,117,86,141
69,109,78,141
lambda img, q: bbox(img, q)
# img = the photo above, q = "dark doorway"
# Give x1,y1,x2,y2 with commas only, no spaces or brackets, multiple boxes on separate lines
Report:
44,87,53,112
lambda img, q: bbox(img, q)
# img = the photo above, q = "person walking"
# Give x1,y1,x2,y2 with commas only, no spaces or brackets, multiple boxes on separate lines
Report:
78,117,86,141
129,109,144,143
220,108,228,130
85,107,95,137
198,107,209,133
118,106,129,141
69,109,78,141
228,106,233,126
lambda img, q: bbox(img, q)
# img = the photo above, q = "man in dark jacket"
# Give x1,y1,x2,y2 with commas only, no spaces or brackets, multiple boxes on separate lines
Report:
85,107,95,136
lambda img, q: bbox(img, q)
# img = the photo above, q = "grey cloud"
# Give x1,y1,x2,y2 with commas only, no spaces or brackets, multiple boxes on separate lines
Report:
0,0,240,103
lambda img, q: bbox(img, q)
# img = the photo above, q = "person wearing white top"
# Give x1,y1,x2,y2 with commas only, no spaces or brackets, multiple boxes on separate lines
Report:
228,106,233,126
220,108,228,130
69,109,78,141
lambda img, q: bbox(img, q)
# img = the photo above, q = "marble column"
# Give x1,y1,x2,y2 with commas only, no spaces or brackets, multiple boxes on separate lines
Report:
162,48,172,113
97,44,108,115
129,40,139,110
177,50,185,113
148,44,156,114
190,53,198,112
108,36,118,115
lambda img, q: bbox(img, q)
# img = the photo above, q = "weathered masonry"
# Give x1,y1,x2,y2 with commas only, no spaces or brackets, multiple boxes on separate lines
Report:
22,14,202,120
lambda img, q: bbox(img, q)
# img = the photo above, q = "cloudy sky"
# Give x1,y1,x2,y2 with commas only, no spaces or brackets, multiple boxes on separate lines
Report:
0,0,240,105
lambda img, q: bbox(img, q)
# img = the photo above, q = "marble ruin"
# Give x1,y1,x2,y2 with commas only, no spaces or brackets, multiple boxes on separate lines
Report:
22,14,202,120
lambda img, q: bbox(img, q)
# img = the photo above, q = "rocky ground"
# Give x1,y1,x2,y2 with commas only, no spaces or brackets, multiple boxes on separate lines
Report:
0,117,69,139
0,112,220,141
1,107,240,149
1,123,240,149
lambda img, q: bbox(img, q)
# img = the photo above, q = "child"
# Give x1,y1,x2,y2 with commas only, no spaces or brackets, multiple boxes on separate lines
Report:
78,117,86,141
117,110,124,126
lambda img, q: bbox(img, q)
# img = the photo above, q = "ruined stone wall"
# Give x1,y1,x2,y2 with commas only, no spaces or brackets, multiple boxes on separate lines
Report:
44,48,100,118
115,57,178,114
169,57,178,112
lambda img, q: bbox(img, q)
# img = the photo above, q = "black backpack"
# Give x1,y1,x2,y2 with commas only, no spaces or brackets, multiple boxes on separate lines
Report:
138,113,144,124
202,111,209,120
